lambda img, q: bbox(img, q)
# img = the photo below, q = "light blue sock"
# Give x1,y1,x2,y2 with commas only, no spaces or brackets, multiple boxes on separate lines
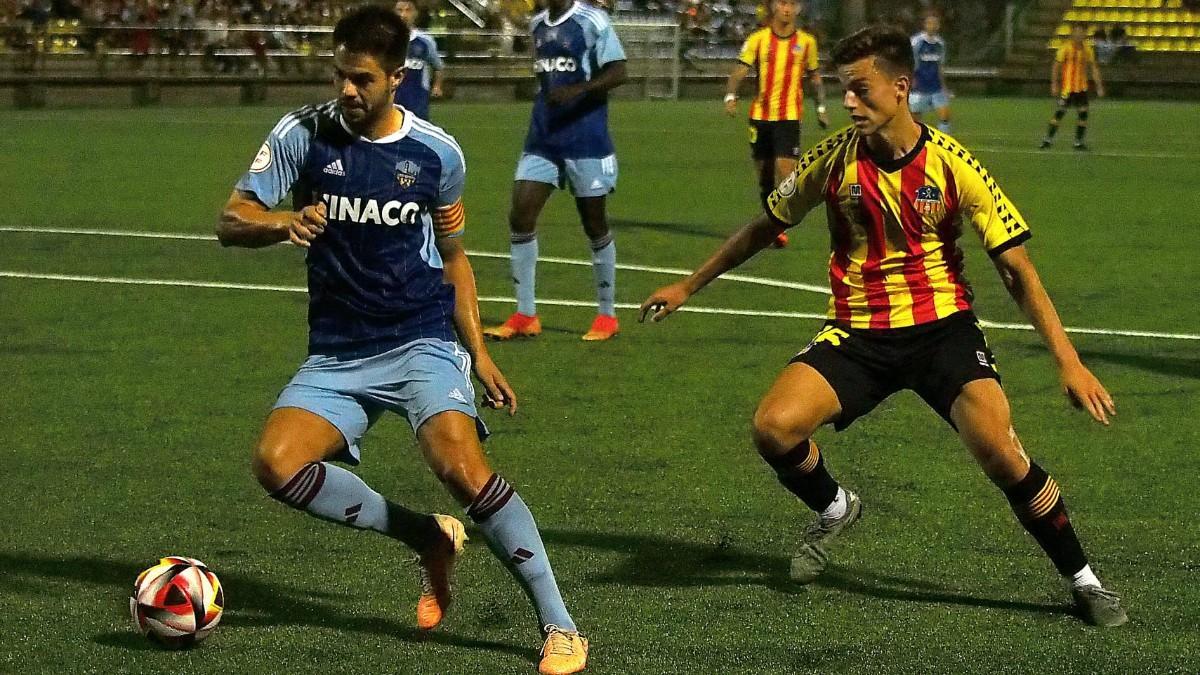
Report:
590,235,616,318
510,234,538,316
938,120,952,133
468,474,575,631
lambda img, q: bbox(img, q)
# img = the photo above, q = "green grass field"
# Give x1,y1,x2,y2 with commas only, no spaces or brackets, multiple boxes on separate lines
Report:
2,98,1198,674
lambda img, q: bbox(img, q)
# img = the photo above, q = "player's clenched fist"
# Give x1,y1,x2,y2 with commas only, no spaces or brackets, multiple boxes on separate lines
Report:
639,281,692,323
288,202,327,248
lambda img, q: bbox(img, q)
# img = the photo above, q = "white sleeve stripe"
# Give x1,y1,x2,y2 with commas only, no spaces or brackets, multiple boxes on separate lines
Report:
411,120,466,170
270,113,297,138
579,7,607,32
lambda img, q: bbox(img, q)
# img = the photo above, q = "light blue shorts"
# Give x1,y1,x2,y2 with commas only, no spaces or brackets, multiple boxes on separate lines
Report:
515,152,618,198
909,90,951,114
273,338,488,465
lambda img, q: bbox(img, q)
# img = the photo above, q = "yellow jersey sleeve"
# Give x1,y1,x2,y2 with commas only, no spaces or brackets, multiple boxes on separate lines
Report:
1055,45,1068,63
738,32,760,67
1084,44,1096,64
765,128,849,227
804,34,819,72
951,151,1031,257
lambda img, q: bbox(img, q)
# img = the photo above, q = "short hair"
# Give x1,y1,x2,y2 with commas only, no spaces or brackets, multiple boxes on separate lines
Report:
830,25,914,77
332,5,411,71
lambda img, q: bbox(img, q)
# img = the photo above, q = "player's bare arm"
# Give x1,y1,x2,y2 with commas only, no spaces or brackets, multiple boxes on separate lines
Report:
1050,61,1061,97
724,62,752,116
217,190,327,249
547,60,628,105
431,68,445,98
640,213,782,322
437,235,518,414
992,245,1116,425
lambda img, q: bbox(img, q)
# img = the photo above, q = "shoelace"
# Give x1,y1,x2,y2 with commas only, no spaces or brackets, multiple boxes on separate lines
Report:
542,625,579,657
1080,586,1122,609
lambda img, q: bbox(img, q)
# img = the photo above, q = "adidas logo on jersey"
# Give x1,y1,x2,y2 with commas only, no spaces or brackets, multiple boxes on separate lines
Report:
323,159,346,176
448,388,468,404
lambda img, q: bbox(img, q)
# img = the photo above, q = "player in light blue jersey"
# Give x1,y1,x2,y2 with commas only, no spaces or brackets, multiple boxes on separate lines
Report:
485,0,628,342
215,8,590,673
909,14,952,133
393,0,445,120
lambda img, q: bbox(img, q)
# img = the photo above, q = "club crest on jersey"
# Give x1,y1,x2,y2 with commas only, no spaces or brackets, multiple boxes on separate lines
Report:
914,185,944,216
395,160,421,187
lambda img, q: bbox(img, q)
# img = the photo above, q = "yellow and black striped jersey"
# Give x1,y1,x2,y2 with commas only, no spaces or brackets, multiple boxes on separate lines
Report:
738,27,820,121
1056,41,1095,95
766,125,1031,329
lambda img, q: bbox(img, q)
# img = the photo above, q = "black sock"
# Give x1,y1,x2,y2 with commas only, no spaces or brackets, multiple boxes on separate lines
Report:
1002,463,1088,577
385,500,442,552
1075,110,1089,142
764,440,840,512
1046,109,1066,138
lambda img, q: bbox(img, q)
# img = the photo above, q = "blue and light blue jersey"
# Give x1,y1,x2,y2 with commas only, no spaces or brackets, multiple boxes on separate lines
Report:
394,31,444,120
524,2,626,159
235,101,467,358
911,32,947,94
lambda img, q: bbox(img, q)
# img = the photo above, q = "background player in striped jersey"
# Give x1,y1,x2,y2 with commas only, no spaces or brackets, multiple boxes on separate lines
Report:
393,0,445,120
643,25,1127,628
215,8,589,673
1041,23,1105,151
484,0,627,342
909,13,952,133
724,0,828,248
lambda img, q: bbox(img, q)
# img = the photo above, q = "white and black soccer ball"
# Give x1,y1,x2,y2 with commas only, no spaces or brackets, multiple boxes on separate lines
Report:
130,556,224,649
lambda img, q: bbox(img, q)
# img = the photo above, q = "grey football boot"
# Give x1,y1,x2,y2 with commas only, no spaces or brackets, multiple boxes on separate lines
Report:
1073,585,1129,627
789,489,862,583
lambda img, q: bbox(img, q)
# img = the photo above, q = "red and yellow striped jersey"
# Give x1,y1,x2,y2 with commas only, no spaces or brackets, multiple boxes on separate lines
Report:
1056,41,1095,95
766,125,1031,330
738,27,820,121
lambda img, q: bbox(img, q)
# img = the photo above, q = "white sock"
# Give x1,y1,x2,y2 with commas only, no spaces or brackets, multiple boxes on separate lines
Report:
820,487,848,520
511,234,538,316
1071,564,1101,589
589,235,616,317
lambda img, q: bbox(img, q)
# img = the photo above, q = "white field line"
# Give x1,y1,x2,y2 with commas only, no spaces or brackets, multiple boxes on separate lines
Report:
0,225,828,294
1,269,1198,341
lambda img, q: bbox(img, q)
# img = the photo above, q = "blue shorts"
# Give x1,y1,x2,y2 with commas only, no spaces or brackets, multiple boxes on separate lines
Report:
273,338,488,465
909,90,951,114
515,152,618,198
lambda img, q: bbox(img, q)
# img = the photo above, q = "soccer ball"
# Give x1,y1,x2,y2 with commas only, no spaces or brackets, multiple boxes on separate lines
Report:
129,556,224,648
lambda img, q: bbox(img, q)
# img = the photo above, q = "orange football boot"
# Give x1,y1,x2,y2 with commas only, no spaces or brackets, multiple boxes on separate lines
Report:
415,514,467,630
483,313,542,340
539,625,589,675
772,231,789,248
581,314,619,341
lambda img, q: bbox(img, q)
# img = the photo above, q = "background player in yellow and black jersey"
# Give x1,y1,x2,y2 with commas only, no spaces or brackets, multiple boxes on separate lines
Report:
643,25,1127,628
1041,23,1105,150
724,0,828,247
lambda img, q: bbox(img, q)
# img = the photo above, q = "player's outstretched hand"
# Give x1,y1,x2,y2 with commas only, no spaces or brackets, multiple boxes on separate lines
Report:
1060,362,1116,425
288,202,327,248
639,281,692,323
724,98,738,117
474,354,517,416
1096,84,1107,98
431,83,444,99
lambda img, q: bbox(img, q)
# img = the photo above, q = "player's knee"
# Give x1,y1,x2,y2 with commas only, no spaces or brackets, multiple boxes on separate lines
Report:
508,207,537,234
251,442,303,492
751,404,813,457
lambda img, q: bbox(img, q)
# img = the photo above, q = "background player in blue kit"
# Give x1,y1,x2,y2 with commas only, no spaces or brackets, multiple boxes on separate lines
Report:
215,7,589,673
484,0,628,342
910,14,952,133
393,0,445,120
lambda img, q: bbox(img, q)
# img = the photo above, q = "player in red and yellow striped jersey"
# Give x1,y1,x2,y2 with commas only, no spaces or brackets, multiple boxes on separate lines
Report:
724,0,828,248
643,25,1127,628
1041,23,1105,150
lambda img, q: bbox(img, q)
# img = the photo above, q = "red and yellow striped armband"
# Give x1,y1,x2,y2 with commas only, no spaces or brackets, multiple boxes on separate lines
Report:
434,200,465,239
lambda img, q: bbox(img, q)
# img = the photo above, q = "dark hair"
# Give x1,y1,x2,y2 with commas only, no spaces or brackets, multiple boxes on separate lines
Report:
332,5,411,70
830,25,914,76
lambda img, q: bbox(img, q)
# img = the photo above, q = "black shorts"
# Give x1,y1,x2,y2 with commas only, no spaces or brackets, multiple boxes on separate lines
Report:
789,311,1000,431
748,120,801,161
1059,92,1089,108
